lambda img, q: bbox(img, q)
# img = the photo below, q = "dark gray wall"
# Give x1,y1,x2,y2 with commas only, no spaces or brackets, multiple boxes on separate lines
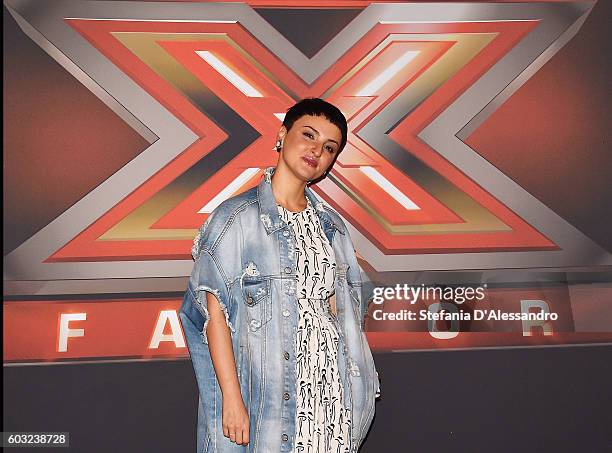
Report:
4,346,612,452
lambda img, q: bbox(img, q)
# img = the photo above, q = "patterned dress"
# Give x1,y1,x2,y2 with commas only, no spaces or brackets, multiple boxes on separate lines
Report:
277,196,352,453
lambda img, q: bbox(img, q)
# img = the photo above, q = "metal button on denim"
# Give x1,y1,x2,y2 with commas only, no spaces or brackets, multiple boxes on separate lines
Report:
282,309,290,317
284,351,290,360
284,266,292,274
283,392,290,401
282,434,288,442
246,295,254,306
282,230,289,237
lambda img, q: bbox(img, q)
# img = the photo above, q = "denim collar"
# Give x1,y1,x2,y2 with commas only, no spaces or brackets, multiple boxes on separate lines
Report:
257,166,345,235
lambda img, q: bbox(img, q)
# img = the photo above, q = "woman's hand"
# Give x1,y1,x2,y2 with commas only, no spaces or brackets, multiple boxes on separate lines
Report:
222,393,250,445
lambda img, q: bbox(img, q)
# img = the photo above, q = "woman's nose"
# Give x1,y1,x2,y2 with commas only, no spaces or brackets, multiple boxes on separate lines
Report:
311,143,323,156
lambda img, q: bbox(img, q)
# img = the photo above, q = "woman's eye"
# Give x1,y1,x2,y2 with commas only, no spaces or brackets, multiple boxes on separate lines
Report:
326,146,336,153
303,132,314,139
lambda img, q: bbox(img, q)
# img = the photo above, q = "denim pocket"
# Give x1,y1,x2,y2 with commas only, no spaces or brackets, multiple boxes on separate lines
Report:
240,274,272,331
241,275,269,304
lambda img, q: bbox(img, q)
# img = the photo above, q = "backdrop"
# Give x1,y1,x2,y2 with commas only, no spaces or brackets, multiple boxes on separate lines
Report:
4,1,611,452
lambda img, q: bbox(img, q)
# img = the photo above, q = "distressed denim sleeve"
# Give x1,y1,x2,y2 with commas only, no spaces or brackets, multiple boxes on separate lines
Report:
189,247,236,345
177,288,219,450
358,262,381,399
186,207,239,345
358,262,376,323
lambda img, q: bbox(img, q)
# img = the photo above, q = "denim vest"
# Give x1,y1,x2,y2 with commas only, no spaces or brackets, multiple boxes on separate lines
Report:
179,166,380,452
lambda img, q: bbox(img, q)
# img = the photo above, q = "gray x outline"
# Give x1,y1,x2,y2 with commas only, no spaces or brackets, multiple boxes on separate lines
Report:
4,0,609,296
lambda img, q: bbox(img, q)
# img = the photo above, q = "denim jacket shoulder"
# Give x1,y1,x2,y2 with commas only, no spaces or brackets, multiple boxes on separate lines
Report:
191,187,256,261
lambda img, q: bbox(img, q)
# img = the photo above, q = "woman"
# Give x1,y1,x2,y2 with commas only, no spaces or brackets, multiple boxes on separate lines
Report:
180,98,380,453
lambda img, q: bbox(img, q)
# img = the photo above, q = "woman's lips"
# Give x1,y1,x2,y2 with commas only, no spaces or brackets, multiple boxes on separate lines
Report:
302,156,318,168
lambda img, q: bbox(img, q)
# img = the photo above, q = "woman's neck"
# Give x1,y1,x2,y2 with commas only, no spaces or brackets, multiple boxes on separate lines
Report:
270,165,308,211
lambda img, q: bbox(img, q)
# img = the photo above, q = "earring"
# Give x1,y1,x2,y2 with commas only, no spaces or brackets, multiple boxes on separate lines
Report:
273,140,282,152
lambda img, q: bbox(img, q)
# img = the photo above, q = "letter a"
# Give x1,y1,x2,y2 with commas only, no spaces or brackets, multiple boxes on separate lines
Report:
150,310,186,348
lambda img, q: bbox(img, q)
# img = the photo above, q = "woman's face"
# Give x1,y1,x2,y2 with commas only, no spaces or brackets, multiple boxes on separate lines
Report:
277,114,342,183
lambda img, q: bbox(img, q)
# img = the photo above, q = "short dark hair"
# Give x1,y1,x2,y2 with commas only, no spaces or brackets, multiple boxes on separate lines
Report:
282,98,348,153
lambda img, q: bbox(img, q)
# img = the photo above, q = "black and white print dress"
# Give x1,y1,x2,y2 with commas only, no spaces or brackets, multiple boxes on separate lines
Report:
277,196,352,453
